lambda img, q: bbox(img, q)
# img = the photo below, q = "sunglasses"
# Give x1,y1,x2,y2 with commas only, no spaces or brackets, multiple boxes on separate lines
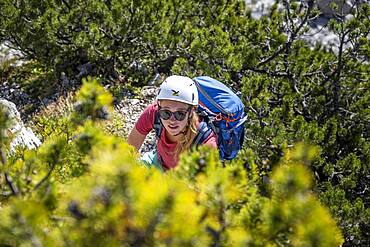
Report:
158,107,190,121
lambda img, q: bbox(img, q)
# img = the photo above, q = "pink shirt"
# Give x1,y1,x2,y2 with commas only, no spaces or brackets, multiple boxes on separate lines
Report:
135,102,217,170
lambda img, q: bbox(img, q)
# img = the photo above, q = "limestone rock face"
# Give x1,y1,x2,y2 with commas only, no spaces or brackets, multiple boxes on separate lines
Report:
316,0,352,17
0,99,41,152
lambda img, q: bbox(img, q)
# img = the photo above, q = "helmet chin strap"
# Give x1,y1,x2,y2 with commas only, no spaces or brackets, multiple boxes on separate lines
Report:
173,130,186,136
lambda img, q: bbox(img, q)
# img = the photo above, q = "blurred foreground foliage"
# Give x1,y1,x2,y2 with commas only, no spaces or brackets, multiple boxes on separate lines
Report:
0,0,369,245
0,78,343,246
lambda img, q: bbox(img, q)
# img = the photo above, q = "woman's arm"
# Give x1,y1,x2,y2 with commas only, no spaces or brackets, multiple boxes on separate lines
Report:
127,127,147,151
127,102,157,151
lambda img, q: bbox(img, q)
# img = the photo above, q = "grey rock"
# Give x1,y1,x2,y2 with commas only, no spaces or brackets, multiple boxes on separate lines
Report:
77,63,93,78
141,86,159,98
0,99,41,152
129,61,148,77
130,99,140,105
148,73,162,86
317,0,352,17
0,99,22,131
10,127,42,152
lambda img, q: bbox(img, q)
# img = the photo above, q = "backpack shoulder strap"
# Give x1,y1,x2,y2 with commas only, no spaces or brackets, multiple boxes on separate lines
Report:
153,112,162,139
192,121,213,147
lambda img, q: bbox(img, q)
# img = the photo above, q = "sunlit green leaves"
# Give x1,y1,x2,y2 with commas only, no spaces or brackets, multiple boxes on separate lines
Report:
0,0,368,245
0,106,11,147
1,97,345,247
72,77,113,124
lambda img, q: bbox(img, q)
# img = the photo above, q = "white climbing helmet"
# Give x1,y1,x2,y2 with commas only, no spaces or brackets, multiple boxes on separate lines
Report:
156,75,198,106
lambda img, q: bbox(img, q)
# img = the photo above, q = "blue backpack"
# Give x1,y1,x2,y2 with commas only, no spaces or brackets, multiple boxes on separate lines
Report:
192,76,247,160
154,76,247,160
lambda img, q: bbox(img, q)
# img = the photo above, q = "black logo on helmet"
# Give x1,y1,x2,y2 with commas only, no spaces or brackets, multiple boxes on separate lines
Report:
172,90,179,96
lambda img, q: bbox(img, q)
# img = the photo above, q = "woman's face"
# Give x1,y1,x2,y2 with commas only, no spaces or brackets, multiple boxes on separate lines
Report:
158,100,192,137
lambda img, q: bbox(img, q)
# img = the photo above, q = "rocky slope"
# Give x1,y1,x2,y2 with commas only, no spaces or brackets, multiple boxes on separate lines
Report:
115,86,159,154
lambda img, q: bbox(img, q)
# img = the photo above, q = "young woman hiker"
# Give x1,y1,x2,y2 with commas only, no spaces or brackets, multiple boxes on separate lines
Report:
127,75,217,172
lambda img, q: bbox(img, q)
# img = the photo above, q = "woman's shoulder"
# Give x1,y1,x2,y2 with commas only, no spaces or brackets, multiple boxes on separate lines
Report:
134,101,159,134
141,101,159,116
146,101,159,111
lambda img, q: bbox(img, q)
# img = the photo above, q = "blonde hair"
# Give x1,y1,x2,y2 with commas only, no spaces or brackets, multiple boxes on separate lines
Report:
175,109,199,157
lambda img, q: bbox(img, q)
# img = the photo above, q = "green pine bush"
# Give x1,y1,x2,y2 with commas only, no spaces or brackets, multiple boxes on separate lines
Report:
0,79,343,246
0,0,369,245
